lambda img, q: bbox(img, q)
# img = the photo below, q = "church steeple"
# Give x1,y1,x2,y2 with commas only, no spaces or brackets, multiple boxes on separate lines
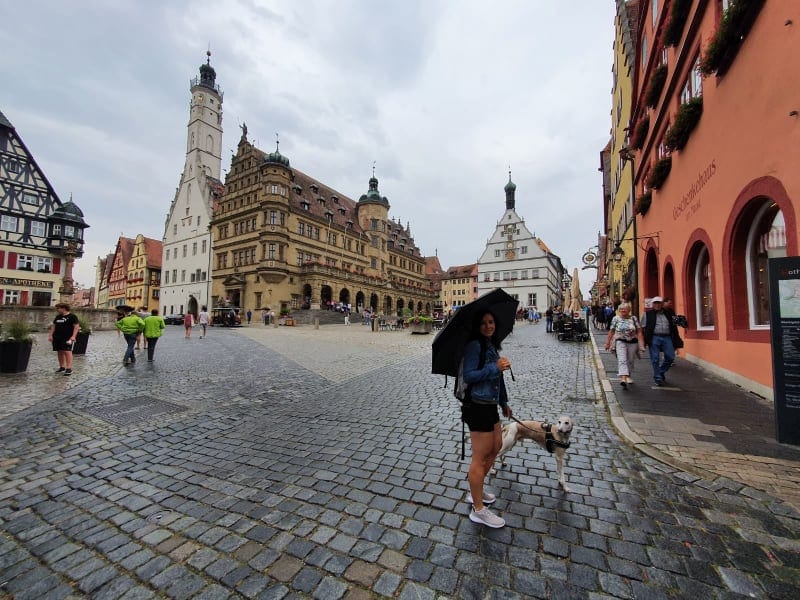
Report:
504,170,517,210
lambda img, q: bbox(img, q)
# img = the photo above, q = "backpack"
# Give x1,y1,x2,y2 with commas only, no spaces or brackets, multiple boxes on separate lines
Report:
454,344,486,402
604,306,614,317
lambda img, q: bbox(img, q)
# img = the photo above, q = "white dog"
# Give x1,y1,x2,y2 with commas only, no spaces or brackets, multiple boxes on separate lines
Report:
493,416,575,492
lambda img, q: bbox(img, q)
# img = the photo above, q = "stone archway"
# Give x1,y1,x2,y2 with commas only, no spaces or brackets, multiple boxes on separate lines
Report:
397,298,405,316
187,295,199,319
370,293,379,311
384,295,393,314
663,262,676,304
355,291,365,312
339,288,351,307
302,284,312,309
321,285,333,309
644,249,659,299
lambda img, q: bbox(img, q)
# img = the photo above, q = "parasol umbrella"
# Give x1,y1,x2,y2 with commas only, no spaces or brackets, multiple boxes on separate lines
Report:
432,288,519,377
117,305,135,313
569,268,582,315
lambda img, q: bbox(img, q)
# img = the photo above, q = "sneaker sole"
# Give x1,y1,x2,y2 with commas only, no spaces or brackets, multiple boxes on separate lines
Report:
469,512,505,528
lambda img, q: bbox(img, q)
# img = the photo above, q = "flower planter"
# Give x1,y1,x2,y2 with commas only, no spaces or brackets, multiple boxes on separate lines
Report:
0,341,33,373
72,331,90,355
646,65,668,108
410,322,432,334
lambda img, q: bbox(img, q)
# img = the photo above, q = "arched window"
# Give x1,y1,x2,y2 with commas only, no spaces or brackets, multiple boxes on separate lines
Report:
694,245,714,328
747,205,785,327
206,135,214,153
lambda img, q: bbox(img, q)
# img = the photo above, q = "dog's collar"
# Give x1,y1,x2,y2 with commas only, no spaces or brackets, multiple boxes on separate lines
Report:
542,422,571,453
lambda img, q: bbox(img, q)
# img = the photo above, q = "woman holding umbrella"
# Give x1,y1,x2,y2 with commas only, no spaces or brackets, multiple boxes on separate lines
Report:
461,309,513,528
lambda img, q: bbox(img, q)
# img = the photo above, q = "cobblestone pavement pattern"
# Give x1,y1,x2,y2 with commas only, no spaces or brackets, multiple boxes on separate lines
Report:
1,323,799,599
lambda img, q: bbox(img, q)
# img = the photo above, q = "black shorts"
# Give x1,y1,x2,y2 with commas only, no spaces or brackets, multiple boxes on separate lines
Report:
461,401,500,433
52,338,72,352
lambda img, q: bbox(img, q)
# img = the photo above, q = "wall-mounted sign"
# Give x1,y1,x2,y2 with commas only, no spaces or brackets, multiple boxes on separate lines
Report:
0,277,54,289
582,251,597,266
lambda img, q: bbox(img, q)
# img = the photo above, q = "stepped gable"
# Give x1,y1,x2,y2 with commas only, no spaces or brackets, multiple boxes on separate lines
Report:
206,175,225,198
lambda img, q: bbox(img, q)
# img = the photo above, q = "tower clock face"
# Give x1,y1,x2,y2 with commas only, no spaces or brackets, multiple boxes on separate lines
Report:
506,241,513,249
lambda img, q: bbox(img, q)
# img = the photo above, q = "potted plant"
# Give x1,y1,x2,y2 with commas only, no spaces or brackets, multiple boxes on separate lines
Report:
646,64,668,108
666,96,703,152
631,117,649,150
409,315,434,334
664,0,692,47
72,313,92,355
647,157,672,190
700,0,765,77
634,191,653,216
0,321,34,374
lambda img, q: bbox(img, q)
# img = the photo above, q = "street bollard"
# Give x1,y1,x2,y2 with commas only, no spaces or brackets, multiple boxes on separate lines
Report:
314,318,319,330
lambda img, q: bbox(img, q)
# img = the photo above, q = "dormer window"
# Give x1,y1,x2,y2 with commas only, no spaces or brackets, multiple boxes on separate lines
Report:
301,200,310,211
338,208,346,215
293,185,303,194
331,195,339,204
310,184,319,194
318,197,325,205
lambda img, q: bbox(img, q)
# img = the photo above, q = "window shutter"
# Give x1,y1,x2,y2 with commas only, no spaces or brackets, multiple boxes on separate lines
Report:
0,290,3,303
53,258,61,274
20,290,29,305
8,252,17,268
0,250,4,268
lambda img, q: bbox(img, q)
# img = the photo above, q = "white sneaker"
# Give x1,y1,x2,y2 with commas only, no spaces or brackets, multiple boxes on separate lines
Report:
627,378,634,384
469,506,505,528
465,491,496,505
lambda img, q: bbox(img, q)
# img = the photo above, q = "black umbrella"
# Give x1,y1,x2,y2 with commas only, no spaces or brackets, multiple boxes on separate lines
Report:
431,288,519,377
117,305,134,312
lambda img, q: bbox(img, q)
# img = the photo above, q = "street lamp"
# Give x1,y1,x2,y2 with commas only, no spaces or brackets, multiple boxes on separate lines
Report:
611,242,625,263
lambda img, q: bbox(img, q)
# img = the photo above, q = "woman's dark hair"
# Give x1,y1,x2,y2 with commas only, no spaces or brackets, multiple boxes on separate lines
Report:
470,309,502,351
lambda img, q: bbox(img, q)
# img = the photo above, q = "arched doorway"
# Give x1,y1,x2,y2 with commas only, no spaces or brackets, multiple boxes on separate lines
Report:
321,285,333,309
339,288,350,307
355,291,365,312
187,295,199,318
302,284,312,309
397,298,405,316
644,248,659,299
425,302,431,314
384,295,392,314
370,293,378,311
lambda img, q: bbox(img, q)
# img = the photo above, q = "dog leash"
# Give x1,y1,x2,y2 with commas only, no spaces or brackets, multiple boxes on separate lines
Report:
509,415,542,433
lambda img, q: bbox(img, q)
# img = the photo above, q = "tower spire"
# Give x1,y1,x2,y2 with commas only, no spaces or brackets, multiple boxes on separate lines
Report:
504,167,517,210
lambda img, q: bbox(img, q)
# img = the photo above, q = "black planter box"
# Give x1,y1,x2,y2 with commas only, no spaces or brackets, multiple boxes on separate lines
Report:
0,341,33,373
72,332,90,355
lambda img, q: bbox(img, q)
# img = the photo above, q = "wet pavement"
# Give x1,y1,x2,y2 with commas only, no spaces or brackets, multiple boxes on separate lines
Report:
0,322,798,599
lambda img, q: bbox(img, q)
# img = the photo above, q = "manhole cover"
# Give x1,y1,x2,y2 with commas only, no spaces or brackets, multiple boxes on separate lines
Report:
146,510,174,523
81,396,187,426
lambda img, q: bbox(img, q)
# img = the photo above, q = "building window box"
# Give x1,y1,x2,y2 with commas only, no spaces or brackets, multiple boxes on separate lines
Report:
647,157,672,190
665,96,703,152
646,64,668,108
634,191,653,216
631,117,649,150
664,0,692,47
701,0,765,77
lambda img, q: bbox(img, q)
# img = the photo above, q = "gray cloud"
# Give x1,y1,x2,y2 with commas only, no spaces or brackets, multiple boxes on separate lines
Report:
1,0,614,297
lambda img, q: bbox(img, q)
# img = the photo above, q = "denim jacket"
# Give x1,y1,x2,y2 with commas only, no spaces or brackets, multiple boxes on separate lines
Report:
462,339,508,406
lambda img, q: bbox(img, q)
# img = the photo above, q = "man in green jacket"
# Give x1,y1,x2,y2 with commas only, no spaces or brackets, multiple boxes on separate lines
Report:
116,308,145,365
143,309,166,362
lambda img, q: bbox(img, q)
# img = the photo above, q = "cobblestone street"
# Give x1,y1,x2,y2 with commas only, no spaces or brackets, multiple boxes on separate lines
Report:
1,323,798,599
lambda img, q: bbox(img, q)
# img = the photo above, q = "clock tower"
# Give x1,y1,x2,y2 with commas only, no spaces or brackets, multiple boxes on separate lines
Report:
160,52,224,318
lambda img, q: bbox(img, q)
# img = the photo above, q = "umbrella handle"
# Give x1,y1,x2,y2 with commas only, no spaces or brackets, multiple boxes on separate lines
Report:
508,368,515,382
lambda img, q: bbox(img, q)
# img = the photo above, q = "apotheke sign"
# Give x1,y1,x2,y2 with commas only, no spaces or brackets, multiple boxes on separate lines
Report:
0,277,54,288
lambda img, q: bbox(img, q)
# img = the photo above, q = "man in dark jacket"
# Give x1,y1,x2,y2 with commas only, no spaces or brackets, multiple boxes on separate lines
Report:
641,296,680,385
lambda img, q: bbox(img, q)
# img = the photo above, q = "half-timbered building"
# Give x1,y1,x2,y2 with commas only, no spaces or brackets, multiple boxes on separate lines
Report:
106,237,135,308
0,109,83,306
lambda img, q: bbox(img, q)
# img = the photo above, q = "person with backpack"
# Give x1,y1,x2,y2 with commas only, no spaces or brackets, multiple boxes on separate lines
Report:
460,309,513,528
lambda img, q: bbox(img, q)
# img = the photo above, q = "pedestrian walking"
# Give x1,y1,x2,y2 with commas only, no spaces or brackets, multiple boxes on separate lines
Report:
116,308,145,365
461,310,513,529
604,302,644,388
262,308,268,326
545,306,554,332
246,309,252,325
143,309,165,362
183,312,194,338
533,306,540,324
344,310,350,325
641,296,680,385
48,302,79,376
198,306,210,338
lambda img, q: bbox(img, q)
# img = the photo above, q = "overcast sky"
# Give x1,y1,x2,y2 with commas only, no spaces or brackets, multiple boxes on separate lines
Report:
1,0,615,296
